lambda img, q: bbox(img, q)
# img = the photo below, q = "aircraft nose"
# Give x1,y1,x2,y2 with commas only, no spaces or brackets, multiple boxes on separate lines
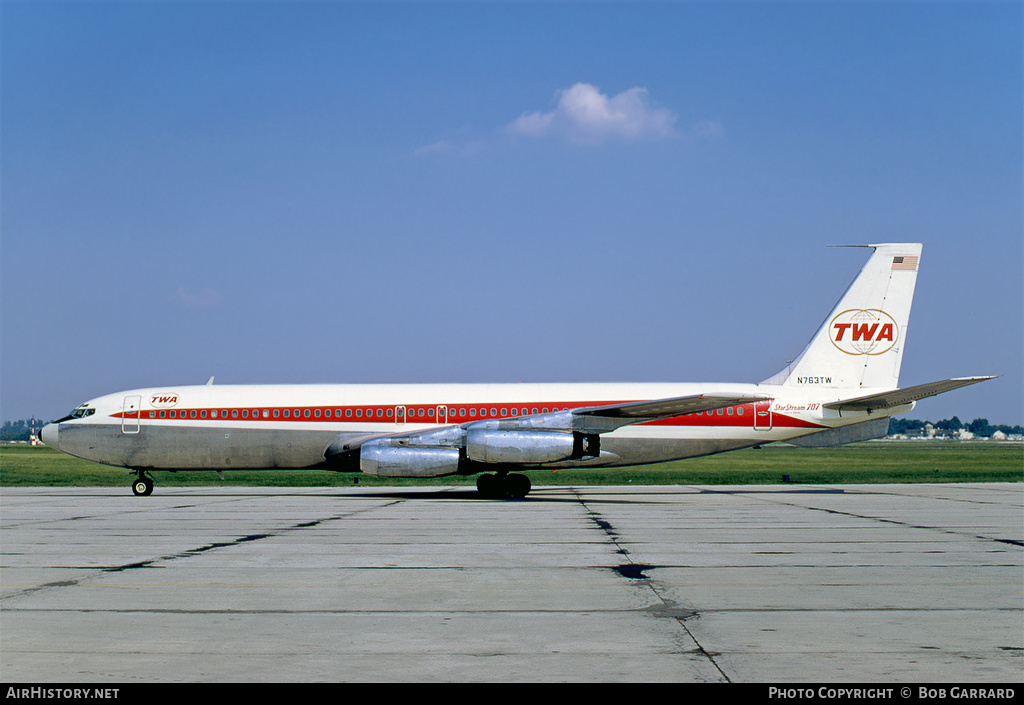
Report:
40,423,59,450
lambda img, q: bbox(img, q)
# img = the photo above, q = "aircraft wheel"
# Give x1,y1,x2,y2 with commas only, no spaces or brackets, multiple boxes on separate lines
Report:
505,473,531,499
476,473,500,498
132,477,153,496
477,472,531,499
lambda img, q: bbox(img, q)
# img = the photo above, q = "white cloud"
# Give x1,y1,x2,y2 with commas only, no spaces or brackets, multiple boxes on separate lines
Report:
507,83,680,145
414,82,721,156
413,140,455,156
413,139,486,158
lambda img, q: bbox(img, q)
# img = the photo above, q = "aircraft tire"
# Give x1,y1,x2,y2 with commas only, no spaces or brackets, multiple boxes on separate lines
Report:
476,473,500,498
505,473,531,499
132,478,153,496
476,472,531,499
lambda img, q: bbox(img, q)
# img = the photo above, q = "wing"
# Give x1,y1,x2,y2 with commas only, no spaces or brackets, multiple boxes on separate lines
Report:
492,392,772,436
573,393,771,422
823,376,996,414
324,392,770,462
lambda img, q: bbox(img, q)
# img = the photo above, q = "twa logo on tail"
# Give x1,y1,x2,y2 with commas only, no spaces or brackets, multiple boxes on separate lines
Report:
829,309,898,356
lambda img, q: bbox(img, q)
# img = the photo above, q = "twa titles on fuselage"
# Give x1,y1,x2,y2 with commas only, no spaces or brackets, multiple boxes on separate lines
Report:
42,244,992,498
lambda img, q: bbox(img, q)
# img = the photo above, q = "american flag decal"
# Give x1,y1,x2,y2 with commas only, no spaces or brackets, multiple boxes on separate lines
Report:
892,255,919,271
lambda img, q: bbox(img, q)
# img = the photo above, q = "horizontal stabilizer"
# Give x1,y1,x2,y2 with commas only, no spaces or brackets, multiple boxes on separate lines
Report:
823,376,995,414
575,393,770,420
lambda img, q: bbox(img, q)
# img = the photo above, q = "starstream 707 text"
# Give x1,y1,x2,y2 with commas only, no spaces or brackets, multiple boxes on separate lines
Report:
6,689,119,700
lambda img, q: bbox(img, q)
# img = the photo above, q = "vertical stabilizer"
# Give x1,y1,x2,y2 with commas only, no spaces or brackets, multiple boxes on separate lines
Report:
763,243,922,390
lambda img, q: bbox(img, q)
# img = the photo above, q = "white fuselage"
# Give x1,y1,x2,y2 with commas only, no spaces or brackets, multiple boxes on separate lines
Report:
42,381,899,473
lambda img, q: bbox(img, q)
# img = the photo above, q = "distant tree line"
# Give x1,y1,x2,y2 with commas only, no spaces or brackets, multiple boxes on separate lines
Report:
1,419,52,442
3,416,1022,443
889,417,1023,437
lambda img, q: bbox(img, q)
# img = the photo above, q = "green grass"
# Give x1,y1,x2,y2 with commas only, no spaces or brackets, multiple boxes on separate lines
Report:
1,441,1020,489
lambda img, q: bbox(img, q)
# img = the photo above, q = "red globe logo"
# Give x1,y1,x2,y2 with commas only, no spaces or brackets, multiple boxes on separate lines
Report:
829,309,898,356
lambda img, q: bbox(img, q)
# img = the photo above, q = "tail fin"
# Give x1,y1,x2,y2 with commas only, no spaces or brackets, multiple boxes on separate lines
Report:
763,243,922,390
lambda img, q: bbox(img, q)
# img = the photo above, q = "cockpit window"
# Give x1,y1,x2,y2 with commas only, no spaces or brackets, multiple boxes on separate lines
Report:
54,405,96,423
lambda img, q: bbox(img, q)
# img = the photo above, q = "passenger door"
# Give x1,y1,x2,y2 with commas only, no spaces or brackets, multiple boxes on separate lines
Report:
122,396,141,434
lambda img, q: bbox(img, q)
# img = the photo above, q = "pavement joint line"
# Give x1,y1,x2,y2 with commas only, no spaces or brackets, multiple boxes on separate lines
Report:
0,499,407,602
696,485,1024,547
569,487,732,683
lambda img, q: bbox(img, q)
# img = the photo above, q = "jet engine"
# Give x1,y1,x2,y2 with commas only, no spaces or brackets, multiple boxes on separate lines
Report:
359,439,461,477
466,429,586,464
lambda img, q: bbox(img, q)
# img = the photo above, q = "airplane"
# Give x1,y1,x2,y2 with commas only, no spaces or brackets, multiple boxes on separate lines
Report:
41,243,992,498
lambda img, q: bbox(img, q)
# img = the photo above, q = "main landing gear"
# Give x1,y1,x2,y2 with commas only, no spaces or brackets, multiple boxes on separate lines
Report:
476,472,531,499
131,471,155,496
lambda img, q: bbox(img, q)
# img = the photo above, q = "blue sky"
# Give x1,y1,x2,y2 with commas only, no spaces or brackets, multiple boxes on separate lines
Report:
2,1,1021,425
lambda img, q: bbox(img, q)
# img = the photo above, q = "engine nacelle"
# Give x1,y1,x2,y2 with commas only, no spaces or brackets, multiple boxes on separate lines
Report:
360,440,461,477
466,429,578,464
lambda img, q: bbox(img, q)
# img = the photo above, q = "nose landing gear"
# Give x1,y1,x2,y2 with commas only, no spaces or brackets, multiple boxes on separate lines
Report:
131,471,154,496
